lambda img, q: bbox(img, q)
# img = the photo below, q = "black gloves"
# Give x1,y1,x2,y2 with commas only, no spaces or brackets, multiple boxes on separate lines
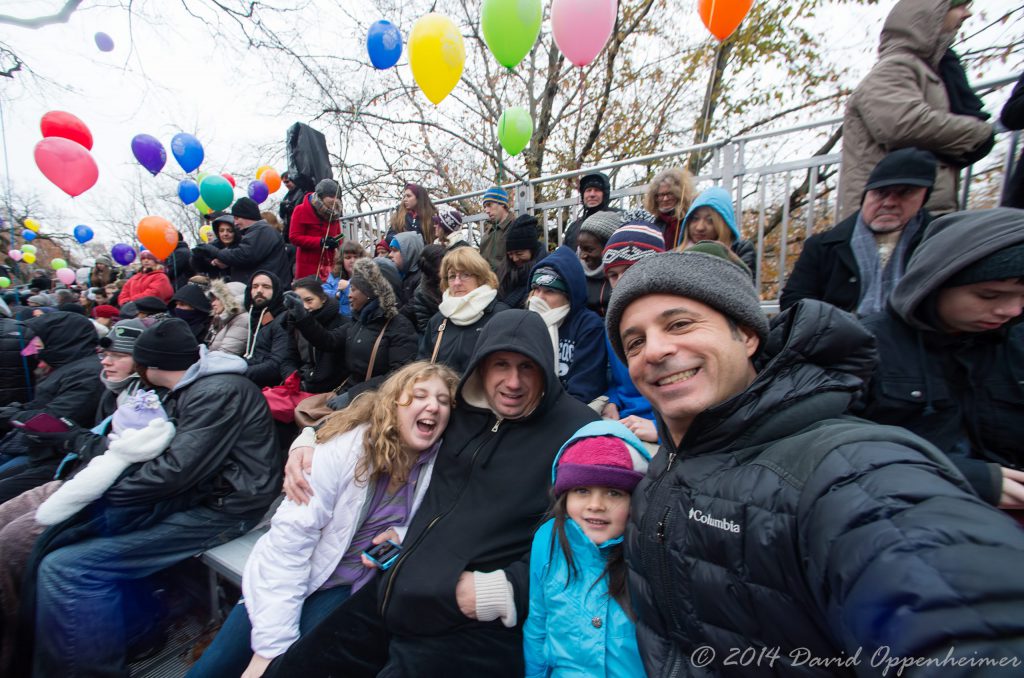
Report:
282,291,309,322
192,244,220,260
327,391,351,411
321,235,342,250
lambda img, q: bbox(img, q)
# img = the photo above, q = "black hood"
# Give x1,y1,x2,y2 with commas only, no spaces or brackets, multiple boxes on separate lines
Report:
659,299,878,456
28,311,99,367
311,294,340,324
578,171,612,216
457,309,564,419
244,269,285,316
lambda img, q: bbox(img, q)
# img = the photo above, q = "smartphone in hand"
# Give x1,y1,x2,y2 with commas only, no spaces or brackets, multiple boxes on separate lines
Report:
363,540,402,570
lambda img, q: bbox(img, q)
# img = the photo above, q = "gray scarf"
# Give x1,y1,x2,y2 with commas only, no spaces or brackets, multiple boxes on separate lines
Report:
851,211,923,316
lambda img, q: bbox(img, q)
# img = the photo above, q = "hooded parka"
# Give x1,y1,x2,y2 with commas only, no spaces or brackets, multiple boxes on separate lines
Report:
563,172,618,251
242,270,298,388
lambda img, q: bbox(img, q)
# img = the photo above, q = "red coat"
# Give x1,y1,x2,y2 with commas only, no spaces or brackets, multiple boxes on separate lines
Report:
118,270,173,304
289,194,342,280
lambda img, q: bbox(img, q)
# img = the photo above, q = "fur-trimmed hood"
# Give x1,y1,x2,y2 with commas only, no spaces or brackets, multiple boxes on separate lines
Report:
209,279,244,318
352,257,399,319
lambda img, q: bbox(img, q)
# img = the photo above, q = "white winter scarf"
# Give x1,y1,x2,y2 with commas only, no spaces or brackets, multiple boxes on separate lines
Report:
581,256,604,279
35,418,177,525
527,295,570,367
438,286,497,326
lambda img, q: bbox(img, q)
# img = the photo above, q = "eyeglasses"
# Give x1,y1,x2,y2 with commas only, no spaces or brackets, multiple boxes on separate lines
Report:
447,272,477,282
655,192,676,201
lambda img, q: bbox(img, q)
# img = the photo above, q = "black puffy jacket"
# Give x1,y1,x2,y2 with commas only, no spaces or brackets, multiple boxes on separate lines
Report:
417,295,509,374
286,296,348,393
629,300,1024,677
20,312,102,426
379,310,598,637
0,317,33,406
408,279,441,335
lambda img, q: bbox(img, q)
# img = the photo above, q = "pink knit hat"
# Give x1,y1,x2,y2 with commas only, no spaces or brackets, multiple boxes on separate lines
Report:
554,435,647,495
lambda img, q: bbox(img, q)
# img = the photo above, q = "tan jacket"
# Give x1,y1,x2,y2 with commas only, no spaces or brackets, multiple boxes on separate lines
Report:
838,0,992,219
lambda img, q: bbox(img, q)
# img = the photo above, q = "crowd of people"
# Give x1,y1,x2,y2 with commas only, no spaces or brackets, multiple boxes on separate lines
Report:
0,0,1023,675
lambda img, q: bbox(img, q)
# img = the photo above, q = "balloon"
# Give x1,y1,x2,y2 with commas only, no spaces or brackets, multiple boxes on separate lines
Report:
131,134,167,176
136,216,178,260
262,169,282,194
481,0,542,69
408,13,465,105
199,175,234,211
7,250,22,262
111,243,136,266
247,180,269,204
551,0,617,67
698,0,753,41
22,244,36,254
40,111,93,151
497,107,533,155
178,178,200,205
22,253,36,265
0,277,9,288
255,165,273,179
367,20,403,69
73,224,94,244
24,218,40,232
221,172,236,188
170,133,204,173
199,225,214,244
23,230,37,242
56,268,76,285
195,196,212,216
51,258,67,270
34,137,99,197
196,171,209,183
94,32,114,52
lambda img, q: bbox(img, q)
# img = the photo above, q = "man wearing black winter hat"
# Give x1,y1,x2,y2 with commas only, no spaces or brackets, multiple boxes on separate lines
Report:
194,197,292,286
30,317,282,675
782,147,937,315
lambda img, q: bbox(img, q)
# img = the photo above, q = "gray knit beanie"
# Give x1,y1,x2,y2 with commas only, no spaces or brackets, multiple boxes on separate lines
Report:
580,210,622,244
315,178,341,198
605,247,769,363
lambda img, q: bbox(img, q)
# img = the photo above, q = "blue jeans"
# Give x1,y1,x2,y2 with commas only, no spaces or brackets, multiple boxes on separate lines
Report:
187,584,352,678
33,505,260,677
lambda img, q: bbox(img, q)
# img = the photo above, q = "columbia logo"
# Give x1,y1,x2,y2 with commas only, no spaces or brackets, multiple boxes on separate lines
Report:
688,507,740,534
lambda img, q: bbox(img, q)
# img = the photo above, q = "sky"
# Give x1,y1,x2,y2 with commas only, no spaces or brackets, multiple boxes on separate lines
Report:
0,0,1019,253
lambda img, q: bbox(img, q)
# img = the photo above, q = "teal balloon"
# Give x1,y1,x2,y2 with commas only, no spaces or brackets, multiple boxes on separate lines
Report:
199,175,234,211
497,107,533,156
481,0,542,69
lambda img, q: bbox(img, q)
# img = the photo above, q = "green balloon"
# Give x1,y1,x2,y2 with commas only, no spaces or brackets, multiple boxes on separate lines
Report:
481,0,542,69
195,196,211,215
199,175,234,211
498,107,533,156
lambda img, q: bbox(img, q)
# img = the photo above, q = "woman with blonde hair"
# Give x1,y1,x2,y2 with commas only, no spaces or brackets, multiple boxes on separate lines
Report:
643,167,698,250
418,248,508,374
676,186,757,275
188,361,458,678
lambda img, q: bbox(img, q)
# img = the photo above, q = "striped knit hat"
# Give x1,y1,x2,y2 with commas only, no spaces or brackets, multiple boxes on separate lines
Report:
482,186,509,208
602,221,666,274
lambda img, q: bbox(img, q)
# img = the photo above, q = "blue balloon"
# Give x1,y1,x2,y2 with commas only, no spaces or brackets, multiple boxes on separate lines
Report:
367,20,403,70
73,224,94,244
247,179,269,204
22,230,37,242
178,178,200,205
170,133,204,173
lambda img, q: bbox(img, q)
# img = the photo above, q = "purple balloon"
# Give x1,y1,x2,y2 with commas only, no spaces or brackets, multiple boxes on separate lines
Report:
131,134,166,176
248,179,269,204
111,243,136,266
94,32,114,52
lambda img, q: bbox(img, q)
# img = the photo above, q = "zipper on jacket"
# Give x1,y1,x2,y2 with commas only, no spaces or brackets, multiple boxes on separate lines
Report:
656,506,671,543
380,417,499,616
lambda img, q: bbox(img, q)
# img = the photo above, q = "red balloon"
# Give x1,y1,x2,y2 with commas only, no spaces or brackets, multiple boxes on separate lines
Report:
221,172,236,188
34,137,99,197
40,111,93,151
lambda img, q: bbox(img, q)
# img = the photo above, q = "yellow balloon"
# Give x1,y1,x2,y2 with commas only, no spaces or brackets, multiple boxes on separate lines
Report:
23,252,36,264
24,218,40,232
199,224,214,244
255,165,273,180
409,13,465,105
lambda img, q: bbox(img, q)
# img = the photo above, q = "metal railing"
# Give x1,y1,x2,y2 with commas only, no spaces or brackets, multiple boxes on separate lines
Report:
341,74,1020,305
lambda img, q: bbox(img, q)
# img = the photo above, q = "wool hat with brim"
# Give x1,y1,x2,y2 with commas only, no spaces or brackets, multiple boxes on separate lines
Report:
99,318,153,354
231,197,262,221
863,147,937,193
605,245,769,363
602,221,665,273
133,317,200,370
531,266,569,294
505,215,540,252
580,210,622,244
134,296,168,315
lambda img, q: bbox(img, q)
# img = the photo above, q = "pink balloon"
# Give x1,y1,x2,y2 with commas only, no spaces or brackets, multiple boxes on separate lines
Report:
7,249,22,262
551,0,617,67
56,268,76,285
33,137,99,197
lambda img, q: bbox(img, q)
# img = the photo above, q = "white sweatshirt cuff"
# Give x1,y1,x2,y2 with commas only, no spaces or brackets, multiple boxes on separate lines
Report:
289,427,317,453
473,569,517,628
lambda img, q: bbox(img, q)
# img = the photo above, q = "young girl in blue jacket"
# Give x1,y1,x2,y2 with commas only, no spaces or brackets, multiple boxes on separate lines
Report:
523,420,650,677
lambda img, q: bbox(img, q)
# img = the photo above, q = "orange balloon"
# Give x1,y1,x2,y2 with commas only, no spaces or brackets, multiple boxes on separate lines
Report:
136,216,179,260
698,0,752,41
262,168,282,193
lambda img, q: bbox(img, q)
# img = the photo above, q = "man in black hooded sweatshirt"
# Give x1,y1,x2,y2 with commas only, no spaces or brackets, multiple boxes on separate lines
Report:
562,171,618,250
242,270,297,388
265,309,598,676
